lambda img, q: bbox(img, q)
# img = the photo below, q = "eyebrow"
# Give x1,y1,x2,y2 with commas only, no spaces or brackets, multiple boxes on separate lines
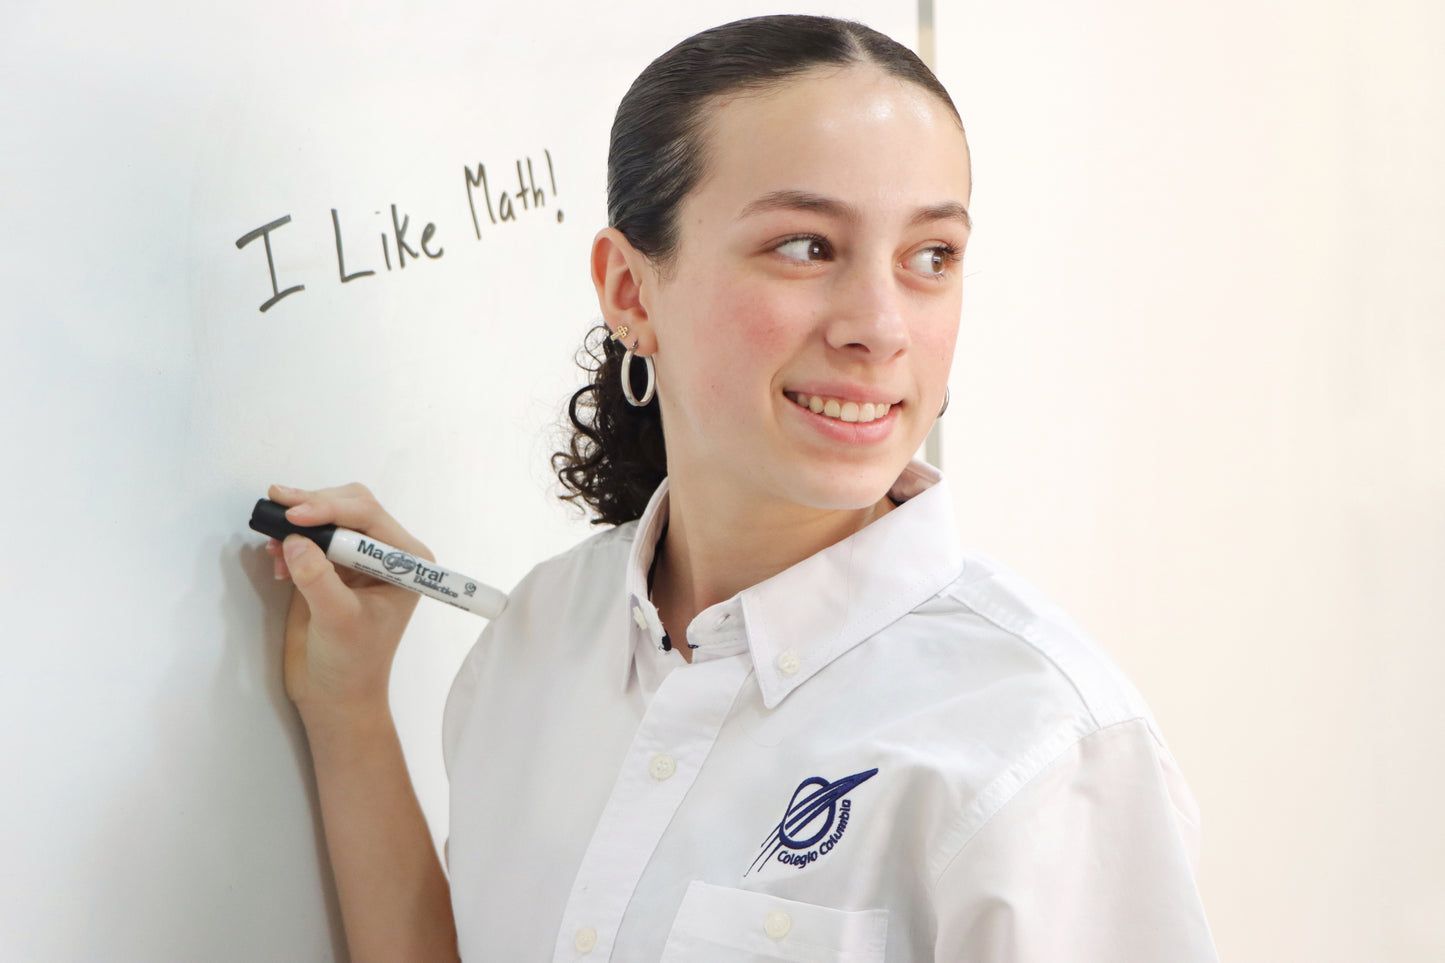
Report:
737,189,972,231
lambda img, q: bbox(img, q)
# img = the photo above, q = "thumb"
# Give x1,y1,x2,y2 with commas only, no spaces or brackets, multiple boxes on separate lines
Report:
282,535,358,628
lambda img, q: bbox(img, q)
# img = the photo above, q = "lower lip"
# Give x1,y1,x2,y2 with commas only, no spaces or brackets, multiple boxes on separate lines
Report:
784,397,900,444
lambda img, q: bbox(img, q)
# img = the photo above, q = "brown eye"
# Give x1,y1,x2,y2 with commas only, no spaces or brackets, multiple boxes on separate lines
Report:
776,237,830,262
907,245,956,277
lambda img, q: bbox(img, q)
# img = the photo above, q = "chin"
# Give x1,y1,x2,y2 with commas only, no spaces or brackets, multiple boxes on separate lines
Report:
776,461,905,512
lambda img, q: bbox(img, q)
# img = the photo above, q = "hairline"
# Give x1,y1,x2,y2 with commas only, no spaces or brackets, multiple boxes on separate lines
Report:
647,61,968,276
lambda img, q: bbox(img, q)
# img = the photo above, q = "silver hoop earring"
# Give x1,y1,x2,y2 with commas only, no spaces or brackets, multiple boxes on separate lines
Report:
937,388,950,418
621,342,656,407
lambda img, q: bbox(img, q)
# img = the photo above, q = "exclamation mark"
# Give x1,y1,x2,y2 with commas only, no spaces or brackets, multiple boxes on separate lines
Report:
545,149,562,224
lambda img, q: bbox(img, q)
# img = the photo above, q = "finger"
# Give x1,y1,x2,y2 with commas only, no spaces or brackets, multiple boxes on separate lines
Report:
263,538,288,579
282,535,360,627
267,483,310,507
269,484,393,532
271,480,373,504
283,489,430,561
282,588,312,699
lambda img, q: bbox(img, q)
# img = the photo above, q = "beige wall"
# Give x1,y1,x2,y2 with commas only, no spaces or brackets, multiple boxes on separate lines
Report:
933,1,1445,959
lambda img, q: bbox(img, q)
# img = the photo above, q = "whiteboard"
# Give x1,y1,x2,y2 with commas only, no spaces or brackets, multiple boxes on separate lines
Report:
0,2,915,959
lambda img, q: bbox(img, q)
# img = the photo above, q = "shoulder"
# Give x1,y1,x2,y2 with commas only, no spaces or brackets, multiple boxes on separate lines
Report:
442,521,639,768
502,519,639,618
908,546,1163,737
463,518,638,654
827,539,1175,783
885,549,1202,878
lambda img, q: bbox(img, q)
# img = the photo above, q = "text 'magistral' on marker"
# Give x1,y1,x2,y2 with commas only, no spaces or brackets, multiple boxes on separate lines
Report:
248,499,507,619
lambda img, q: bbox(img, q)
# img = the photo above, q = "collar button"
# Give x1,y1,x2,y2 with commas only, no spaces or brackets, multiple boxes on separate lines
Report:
777,651,802,676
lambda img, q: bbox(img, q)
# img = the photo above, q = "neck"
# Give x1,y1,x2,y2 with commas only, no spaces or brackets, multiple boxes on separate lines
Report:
650,475,895,663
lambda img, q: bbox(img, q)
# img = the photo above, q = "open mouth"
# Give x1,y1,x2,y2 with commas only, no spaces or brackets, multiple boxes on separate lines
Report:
784,392,895,424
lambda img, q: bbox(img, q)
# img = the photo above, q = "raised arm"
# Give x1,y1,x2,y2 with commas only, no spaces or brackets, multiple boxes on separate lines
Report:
266,482,460,963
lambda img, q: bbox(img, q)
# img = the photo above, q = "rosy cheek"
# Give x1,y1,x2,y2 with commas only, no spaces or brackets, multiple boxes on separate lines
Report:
746,319,794,357
918,301,962,351
752,286,819,339
702,290,797,355
924,322,960,361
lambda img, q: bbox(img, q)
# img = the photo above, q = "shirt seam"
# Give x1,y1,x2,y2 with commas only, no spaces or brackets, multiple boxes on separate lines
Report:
940,581,1105,731
926,715,1155,892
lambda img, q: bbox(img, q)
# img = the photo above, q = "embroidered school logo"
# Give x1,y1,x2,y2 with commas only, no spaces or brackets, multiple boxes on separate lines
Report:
746,768,878,876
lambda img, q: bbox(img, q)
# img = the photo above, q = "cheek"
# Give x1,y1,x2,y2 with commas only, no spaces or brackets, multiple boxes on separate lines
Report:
926,321,960,370
917,300,962,368
688,288,804,392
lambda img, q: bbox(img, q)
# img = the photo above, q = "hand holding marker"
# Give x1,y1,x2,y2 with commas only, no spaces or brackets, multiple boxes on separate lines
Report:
251,497,507,619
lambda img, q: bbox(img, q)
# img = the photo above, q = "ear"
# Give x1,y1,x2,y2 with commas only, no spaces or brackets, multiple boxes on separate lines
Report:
591,227,659,354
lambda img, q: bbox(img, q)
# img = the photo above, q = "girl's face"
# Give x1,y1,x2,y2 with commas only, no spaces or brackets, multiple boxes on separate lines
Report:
644,65,972,513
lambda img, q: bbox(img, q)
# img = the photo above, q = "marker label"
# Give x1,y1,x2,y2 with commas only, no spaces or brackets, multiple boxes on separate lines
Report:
249,498,506,619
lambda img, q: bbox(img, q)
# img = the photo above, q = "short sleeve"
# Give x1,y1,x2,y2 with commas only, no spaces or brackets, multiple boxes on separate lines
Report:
440,621,489,780
933,717,1219,962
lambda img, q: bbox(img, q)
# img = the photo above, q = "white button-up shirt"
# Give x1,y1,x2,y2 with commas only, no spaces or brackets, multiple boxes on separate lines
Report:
443,461,1218,961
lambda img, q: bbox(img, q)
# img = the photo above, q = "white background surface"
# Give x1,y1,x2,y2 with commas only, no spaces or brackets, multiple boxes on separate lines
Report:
0,3,913,959
935,2,1444,960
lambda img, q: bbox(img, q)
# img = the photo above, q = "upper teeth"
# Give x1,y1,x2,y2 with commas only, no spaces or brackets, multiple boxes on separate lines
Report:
788,393,893,423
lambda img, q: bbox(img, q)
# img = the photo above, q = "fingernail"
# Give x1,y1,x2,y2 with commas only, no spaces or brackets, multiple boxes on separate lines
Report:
285,503,311,519
274,484,301,495
282,537,305,561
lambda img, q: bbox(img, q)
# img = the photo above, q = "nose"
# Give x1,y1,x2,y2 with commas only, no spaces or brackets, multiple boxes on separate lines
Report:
823,258,909,361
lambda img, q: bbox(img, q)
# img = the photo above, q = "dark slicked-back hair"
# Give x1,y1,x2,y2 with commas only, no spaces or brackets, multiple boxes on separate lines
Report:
554,15,963,525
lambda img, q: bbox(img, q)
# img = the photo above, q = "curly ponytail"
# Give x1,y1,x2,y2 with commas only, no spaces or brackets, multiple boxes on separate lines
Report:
553,325,667,526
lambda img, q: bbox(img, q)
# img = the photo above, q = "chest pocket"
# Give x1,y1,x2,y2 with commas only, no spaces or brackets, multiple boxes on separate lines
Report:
660,881,888,962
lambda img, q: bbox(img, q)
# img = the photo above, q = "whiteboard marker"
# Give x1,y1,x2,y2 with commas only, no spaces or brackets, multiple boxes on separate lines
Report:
248,499,507,619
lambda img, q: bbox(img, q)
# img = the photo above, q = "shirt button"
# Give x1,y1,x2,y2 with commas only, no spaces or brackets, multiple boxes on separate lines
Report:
574,926,598,953
649,753,676,781
777,651,802,675
631,605,649,629
764,910,792,940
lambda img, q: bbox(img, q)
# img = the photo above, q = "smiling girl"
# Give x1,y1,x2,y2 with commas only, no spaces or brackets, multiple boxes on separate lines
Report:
265,15,1218,962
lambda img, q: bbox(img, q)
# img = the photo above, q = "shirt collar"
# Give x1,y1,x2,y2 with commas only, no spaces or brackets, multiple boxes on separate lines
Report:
620,460,964,707
622,484,674,678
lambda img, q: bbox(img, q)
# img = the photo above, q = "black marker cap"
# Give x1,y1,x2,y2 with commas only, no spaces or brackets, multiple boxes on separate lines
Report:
249,499,338,553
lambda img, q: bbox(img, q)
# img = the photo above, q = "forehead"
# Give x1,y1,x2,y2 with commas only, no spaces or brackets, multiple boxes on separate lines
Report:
688,65,972,219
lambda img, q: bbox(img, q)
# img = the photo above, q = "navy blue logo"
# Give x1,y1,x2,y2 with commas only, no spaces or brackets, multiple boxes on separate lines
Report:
746,769,878,875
